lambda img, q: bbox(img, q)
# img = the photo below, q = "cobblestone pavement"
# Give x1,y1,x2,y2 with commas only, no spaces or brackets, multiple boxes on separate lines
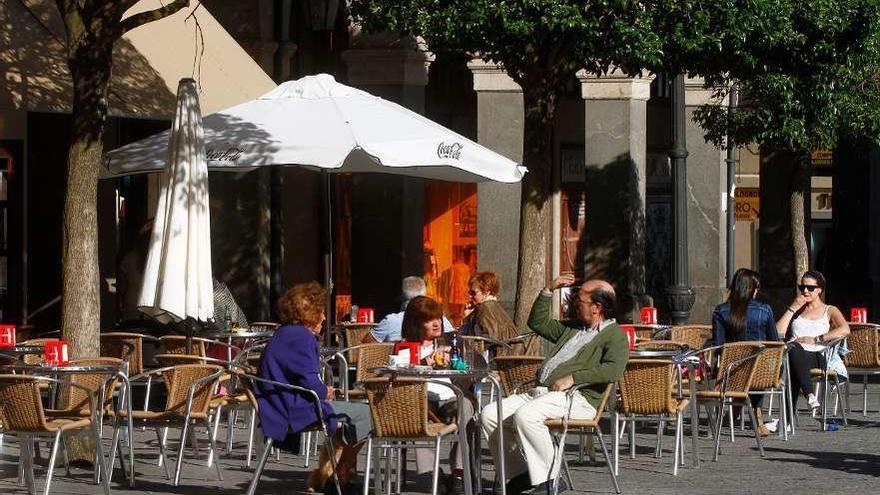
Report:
2,387,879,495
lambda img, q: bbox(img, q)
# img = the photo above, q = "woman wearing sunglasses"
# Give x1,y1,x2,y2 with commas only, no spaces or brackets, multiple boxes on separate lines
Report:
776,270,850,416
459,271,521,356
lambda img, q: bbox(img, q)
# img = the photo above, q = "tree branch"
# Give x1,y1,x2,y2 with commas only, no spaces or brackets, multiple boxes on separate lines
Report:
119,0,191,35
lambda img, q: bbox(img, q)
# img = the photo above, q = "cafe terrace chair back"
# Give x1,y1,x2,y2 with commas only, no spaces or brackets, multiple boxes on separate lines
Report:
842,323,880,416
114,364,224,485
613,359,689,477
544,383,619,494
0,374,110,495
669,325,713,353
748,342,791,440
692,342,764,461
362,376,458,495
490,355,545,396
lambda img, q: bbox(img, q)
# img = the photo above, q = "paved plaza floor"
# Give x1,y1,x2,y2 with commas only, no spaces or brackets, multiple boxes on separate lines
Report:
2,387,879,495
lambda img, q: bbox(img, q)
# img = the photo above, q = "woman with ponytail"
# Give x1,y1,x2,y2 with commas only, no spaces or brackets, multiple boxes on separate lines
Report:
711,268,780,435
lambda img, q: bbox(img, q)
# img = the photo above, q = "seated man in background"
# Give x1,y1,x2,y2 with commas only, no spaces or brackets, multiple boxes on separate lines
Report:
482,274,629,494
361,276,453,343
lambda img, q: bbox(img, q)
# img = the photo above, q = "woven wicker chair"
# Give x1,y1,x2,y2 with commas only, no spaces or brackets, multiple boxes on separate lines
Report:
544,383,619,494
692,342,765,461
669,325,712,352
341,324,377,363
631,324,661,342
747,342,791,440
115,364,224,485
362,376,458,495
843,323,880,416
0,374,110,495
100,332,160,375
490,355,545,396
17,338,54,366
614,359,690,476
325,343,394,402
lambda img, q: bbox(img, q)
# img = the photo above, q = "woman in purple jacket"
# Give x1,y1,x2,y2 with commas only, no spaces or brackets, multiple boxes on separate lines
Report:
258,282,370,492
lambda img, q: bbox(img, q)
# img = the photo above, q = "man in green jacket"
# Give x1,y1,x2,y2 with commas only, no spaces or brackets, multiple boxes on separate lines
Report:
481,274,629,494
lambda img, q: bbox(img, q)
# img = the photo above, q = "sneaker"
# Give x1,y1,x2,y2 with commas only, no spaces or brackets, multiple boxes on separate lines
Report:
808,394,821,416
764,418,779,433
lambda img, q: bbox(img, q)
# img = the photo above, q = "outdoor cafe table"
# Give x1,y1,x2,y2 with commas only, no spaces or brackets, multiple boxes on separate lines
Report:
199,329,274,363
370,365,507,495
629,348,700,469
0,363,137,487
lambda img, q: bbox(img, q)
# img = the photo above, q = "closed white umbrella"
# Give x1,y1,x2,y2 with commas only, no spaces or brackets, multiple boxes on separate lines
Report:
138,78,214,324
104,74,526,183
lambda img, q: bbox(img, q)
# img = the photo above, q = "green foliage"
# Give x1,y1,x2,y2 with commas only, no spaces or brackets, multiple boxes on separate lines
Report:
351,1,664,85
690,0,880,151
352,0,880,153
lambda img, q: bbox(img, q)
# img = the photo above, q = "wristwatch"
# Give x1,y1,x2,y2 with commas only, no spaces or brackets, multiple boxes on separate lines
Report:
816,334,824,344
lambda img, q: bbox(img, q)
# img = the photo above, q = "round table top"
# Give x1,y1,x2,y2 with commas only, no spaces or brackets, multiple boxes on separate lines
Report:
0,344,44,355
200,330,274,339
629,349,682,359
0,363,125,374
370,365,491,378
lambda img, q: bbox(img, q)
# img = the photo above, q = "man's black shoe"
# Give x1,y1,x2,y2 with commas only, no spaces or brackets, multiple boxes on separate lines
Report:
527,476,571,495
504,472,533,495
443,473,466,495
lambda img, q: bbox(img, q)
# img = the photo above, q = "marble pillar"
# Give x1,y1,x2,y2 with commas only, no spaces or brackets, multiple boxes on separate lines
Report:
467,59,523,315
578,70,652,322
684,77,727,323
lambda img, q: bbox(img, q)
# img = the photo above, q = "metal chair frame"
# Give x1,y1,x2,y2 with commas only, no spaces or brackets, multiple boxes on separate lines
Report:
239,372,342,495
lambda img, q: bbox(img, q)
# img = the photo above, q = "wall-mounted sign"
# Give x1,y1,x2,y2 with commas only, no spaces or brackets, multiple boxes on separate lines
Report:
811,149,833,167
735,187,759,221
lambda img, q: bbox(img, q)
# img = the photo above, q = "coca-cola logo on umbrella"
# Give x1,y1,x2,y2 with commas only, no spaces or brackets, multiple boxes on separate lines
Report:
206,146,245,161
437,141,463,160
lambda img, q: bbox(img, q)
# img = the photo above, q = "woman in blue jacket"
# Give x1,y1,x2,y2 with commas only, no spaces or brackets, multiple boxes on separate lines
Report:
258,282,371,492
711,268,779,436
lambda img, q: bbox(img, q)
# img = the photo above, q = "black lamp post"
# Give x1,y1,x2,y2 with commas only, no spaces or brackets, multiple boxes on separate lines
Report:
664,73,696,324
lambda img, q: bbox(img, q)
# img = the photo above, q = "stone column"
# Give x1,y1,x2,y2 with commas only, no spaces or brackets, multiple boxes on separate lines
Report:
684,77,727,323
342,37,434,316
467,59,523,315
578,69,652,322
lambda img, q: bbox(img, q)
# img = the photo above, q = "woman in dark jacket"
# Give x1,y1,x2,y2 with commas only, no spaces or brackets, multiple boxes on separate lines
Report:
711,268,780,436
258,282,370,492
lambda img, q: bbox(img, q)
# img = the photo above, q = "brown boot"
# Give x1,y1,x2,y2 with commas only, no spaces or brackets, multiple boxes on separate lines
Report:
754,408,770,437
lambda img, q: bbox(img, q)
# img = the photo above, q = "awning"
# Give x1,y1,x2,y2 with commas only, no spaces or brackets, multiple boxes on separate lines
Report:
0,0,275,119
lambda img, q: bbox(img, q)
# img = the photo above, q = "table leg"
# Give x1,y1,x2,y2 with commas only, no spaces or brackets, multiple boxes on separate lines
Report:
485,374,506,495
686,363,700,468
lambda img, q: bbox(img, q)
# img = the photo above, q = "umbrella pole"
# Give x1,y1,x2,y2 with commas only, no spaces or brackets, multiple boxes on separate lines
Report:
322,170,334,347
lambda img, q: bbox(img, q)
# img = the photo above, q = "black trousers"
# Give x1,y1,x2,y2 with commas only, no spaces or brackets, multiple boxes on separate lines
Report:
788,343,826,398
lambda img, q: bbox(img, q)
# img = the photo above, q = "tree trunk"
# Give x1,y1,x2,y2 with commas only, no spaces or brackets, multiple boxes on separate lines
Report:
513,87,557,355
790,153,811,279
62,46,113,360
60,41,114,465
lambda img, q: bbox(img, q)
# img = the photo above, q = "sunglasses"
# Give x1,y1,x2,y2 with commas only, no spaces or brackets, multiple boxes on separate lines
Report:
468,290,478,296
798,284,819,292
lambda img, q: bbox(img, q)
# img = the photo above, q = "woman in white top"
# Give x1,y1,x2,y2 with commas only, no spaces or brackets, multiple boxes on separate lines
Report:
776,270,850,413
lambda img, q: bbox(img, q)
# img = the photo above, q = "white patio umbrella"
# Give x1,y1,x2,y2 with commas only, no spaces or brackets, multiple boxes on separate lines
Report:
104,73,526,182
137,78,214,324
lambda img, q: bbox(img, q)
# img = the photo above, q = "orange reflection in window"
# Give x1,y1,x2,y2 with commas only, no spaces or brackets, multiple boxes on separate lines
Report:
423,180,477,327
